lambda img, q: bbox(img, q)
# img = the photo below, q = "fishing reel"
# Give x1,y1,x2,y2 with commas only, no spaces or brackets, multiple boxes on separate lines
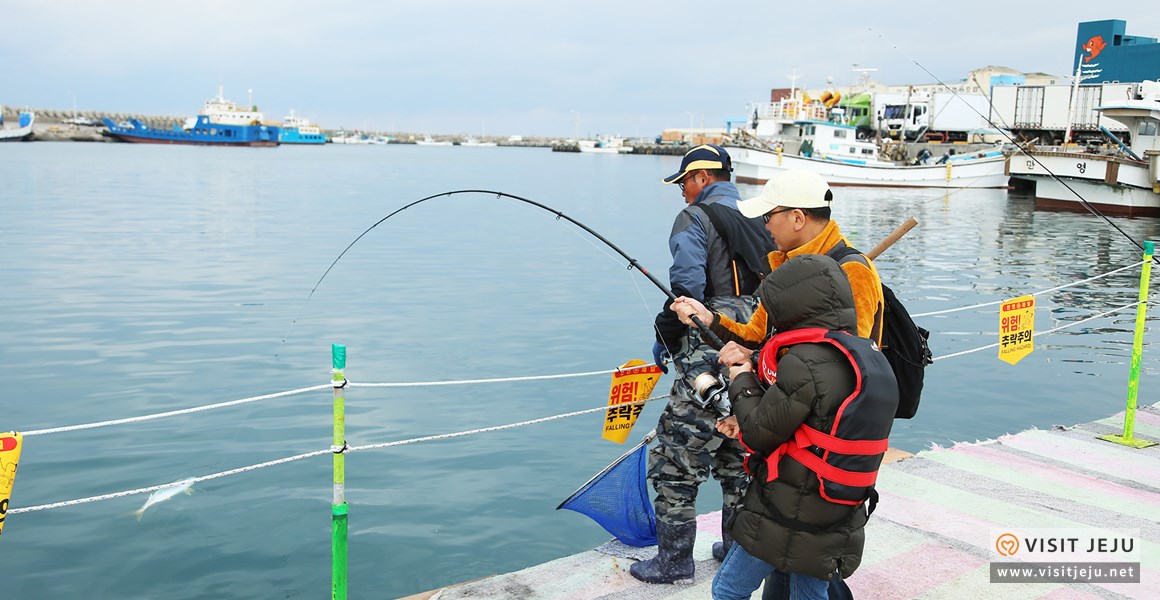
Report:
691,371,732,419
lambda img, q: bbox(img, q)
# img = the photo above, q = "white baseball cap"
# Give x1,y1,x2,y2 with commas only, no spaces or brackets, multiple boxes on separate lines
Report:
737,170,834,218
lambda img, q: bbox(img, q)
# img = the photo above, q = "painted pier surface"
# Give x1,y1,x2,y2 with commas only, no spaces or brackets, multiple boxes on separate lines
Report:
406,403,1160,599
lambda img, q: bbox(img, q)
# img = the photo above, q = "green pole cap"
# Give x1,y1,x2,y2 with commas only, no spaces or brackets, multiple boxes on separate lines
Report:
1145,240,1155,256
332,344,347,370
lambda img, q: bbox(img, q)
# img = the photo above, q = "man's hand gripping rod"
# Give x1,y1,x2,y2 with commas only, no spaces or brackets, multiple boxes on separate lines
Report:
627,258,728,351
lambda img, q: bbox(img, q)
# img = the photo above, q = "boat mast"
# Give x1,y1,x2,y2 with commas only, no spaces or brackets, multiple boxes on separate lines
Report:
1064,51,1088,146
787,67,801,113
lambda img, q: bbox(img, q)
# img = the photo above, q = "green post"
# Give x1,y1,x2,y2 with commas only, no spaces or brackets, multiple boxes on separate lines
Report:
1099,242,1159,449
331,344,349,599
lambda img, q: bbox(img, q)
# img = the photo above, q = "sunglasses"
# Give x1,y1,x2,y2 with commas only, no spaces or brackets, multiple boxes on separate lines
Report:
762,207,796,223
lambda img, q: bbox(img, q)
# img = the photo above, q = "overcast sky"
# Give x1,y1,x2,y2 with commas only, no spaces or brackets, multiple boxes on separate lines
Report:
3,1,1156,137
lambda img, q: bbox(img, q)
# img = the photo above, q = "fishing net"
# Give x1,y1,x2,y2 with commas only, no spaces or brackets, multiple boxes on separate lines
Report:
557,435,656,547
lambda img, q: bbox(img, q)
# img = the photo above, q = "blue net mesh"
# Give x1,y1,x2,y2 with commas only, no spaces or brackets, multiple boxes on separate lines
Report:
557,442,657,547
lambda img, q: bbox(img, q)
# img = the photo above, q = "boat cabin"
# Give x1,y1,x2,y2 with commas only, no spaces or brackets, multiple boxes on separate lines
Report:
1095,80,1160,160
794,120,886,165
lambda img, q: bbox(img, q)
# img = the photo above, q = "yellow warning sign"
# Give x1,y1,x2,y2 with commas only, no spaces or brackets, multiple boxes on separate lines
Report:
1,432,23,538
603,360,662,444
999,295,1035,365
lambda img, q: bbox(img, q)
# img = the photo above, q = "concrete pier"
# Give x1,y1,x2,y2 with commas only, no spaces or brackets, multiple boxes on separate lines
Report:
403,403,1160,599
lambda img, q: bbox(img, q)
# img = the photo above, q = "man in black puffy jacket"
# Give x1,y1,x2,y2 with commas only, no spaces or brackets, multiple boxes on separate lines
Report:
709,254,898,600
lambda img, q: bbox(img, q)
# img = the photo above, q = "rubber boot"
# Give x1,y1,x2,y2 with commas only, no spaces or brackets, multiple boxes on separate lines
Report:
629,521,696,584
712,506,737,562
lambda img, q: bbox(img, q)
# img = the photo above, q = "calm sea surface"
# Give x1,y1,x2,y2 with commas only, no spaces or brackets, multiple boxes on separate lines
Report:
2,142,1158,599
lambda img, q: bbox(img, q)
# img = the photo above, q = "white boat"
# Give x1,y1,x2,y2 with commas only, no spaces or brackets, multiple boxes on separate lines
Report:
459,135,496,147
330,130,369,144
577,136,633,154
0,109,35,142
726,120,1009,188
415,134,452,146
1008,80,1160,217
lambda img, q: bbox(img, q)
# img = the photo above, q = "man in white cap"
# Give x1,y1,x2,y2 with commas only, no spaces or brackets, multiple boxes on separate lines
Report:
671,169,884,365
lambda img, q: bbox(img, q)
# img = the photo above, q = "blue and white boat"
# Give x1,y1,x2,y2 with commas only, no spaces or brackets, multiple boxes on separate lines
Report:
0,109,35,142
102,87,279,147
278,110,325,145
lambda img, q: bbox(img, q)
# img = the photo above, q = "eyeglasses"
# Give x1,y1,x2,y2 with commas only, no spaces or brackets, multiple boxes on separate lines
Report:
678,171,700,192
762,207,796,223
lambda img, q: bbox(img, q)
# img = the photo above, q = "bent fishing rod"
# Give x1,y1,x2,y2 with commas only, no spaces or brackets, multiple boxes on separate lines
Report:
295,188,727,350
870,27,1147,255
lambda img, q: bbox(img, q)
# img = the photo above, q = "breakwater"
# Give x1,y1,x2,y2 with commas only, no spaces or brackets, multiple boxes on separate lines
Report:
550,142,688,155
3,106,1003,159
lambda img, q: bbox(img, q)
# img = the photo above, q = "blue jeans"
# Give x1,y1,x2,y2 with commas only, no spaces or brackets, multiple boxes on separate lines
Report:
712,543,831,600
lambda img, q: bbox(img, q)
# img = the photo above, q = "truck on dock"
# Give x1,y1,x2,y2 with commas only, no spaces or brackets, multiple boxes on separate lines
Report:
989,83,1135,146
878,92,990,143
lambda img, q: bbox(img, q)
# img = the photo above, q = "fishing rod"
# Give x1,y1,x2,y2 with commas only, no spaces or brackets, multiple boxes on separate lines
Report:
869,27,1147,254
285,189,727,351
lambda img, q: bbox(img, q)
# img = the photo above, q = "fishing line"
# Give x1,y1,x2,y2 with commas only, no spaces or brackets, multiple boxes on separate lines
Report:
275,189,726,358
869,27,1146,254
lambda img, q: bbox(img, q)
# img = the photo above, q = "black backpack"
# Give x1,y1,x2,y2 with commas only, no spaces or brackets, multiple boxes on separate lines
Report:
696,202,777,296
826,244,933,419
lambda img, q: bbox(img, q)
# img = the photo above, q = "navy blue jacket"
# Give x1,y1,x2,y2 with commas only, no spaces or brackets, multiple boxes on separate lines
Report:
655,181,751,346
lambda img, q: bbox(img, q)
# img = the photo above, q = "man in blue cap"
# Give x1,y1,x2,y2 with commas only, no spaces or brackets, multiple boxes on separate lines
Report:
633,144,775,584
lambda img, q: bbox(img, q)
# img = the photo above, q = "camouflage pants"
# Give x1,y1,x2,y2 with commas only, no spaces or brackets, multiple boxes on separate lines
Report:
648,295,758,526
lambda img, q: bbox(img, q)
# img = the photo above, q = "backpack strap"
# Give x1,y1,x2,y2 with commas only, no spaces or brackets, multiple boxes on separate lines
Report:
695,202,775,296
825,241,867,267
825,242,882,343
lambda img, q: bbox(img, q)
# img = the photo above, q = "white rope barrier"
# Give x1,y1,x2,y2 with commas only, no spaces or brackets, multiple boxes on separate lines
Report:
20,384,334,437
7,448,333,514
9,395,668,514
912,260,1148,318
346,394,664,453
934,300,1142,361
20,370,623,438
350,368,619,387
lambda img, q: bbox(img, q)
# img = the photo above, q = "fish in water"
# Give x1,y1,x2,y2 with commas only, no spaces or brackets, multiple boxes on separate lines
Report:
134,478,196,520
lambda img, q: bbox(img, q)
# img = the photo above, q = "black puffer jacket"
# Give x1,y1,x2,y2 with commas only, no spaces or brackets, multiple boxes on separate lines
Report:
724,254,868,580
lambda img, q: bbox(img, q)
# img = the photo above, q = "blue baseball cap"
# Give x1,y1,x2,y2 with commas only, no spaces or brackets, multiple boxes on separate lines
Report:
662,144,732,184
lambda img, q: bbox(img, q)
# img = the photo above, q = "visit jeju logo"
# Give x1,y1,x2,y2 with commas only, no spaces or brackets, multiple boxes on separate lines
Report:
995,533,1020,556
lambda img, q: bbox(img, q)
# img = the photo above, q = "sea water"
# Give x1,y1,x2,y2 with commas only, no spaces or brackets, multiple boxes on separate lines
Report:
1,142,1157,599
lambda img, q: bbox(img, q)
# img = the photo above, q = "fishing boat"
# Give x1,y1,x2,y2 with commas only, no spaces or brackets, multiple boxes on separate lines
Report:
415,134,452,146
577,136,633,154
0,109,35,142
279,111,325,145
459,135,496,147
1007,80,1160,217
102,87,280,147
725,120,1009,188
330,130,361,144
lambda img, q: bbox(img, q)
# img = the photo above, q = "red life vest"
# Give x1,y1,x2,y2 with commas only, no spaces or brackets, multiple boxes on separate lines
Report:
748,328,898,506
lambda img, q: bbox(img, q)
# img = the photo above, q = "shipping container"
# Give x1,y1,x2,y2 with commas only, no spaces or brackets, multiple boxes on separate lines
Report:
990,83,1134,145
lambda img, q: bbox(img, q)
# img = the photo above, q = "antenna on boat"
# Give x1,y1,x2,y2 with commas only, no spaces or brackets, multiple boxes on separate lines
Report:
787,67,801,100
852,64,877,90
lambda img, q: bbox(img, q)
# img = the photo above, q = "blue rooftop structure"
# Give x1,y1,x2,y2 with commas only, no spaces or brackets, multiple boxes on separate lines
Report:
1074,20,1160,83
